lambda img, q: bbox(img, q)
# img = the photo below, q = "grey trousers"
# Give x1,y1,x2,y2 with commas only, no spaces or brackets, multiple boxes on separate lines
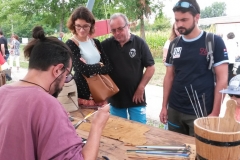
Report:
167,107,197,136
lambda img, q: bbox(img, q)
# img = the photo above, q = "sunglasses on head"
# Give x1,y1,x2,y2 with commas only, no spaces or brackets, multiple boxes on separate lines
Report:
173,1,199,13
229,94,240,98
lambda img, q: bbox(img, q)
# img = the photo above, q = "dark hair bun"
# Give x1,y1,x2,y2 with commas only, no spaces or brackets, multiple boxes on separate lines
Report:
32,26,45,40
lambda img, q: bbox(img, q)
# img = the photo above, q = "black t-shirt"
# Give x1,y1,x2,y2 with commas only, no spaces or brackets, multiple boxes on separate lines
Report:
0,37,9,54
101,34,155,108
165,31,228,115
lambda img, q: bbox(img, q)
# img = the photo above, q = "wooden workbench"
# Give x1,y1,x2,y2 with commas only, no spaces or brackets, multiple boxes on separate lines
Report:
71,109,196,160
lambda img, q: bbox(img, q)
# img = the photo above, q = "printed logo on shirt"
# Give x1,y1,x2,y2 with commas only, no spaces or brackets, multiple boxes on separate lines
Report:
129,48,136,58
173,47,182,59
223,48,228,57
199,48,207,55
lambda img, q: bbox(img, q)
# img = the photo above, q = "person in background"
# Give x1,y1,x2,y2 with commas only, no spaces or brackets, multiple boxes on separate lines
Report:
224,32,238,83
58,32,64,41
9,34,21,71
220,75,240,122
0,54,12,81
0,26,110,160
66,6,112,109
101,13,155,124
163,23,180,63
0,30,12,81
0,30,10,61
160,0,228,136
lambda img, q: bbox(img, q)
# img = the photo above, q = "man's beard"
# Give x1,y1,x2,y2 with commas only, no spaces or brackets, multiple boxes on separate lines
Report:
52,77,63,98
177,20,195,35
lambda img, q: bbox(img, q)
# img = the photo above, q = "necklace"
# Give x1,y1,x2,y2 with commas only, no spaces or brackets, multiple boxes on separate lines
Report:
19,79,49,92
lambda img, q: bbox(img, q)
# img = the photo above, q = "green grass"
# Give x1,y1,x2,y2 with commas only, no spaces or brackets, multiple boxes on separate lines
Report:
148,58,166,87
20,61,29,68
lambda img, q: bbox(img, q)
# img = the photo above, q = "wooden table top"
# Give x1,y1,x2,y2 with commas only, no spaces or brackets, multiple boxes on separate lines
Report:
70,109,196,160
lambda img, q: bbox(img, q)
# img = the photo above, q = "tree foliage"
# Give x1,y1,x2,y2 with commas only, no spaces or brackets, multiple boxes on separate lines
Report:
151,12,171,31
0,0,87,37
21,0,88,32
0,0,165,39
95,0,164,39
200,2,227,18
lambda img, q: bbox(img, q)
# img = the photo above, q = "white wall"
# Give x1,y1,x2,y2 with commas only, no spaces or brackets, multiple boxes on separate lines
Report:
22,38,28,44
216,23,240,43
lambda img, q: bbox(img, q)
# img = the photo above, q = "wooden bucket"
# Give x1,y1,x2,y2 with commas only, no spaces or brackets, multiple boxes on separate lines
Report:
194,99,240,160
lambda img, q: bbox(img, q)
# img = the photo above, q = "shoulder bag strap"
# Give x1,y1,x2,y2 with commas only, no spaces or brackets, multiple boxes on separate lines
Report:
205,32,215,70
169,36,181,64
70,36,80,47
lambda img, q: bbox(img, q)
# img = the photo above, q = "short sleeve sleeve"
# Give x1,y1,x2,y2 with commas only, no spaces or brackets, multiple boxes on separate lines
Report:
213,35,229,67
141,39,155,67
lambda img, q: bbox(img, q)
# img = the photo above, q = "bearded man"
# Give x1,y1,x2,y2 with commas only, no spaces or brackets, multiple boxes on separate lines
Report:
160,0,228,136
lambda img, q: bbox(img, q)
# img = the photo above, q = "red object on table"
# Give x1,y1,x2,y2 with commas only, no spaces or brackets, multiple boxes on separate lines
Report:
0,52,5,65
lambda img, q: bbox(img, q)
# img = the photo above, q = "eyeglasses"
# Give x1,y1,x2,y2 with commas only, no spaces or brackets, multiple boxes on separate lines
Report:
111,23,128,34
64,67,74,83
229,94,240,98
74,24,91,30
173,1,199,13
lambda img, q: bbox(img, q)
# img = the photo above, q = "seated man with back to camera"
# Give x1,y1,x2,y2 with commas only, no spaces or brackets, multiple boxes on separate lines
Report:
0,26,110,160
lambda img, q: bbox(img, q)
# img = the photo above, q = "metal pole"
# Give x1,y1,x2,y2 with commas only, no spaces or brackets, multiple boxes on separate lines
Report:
86,0,95,12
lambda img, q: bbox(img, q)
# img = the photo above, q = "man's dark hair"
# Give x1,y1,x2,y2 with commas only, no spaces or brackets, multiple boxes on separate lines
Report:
0,30,3,35
24,26,72,71
173,0,200,16
227,32,235,39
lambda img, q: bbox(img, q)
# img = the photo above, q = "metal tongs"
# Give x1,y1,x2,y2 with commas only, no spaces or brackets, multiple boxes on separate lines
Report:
73,110,98,129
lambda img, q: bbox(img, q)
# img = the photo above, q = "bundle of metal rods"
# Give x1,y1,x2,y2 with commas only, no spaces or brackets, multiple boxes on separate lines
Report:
127,145,191,158
185,85,208,118
185,85,211,129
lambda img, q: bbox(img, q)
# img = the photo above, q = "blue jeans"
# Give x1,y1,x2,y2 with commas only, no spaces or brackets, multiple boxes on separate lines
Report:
110,105,146,124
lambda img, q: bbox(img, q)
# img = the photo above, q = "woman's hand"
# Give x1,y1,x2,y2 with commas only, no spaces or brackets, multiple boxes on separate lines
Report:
80,57,86,64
